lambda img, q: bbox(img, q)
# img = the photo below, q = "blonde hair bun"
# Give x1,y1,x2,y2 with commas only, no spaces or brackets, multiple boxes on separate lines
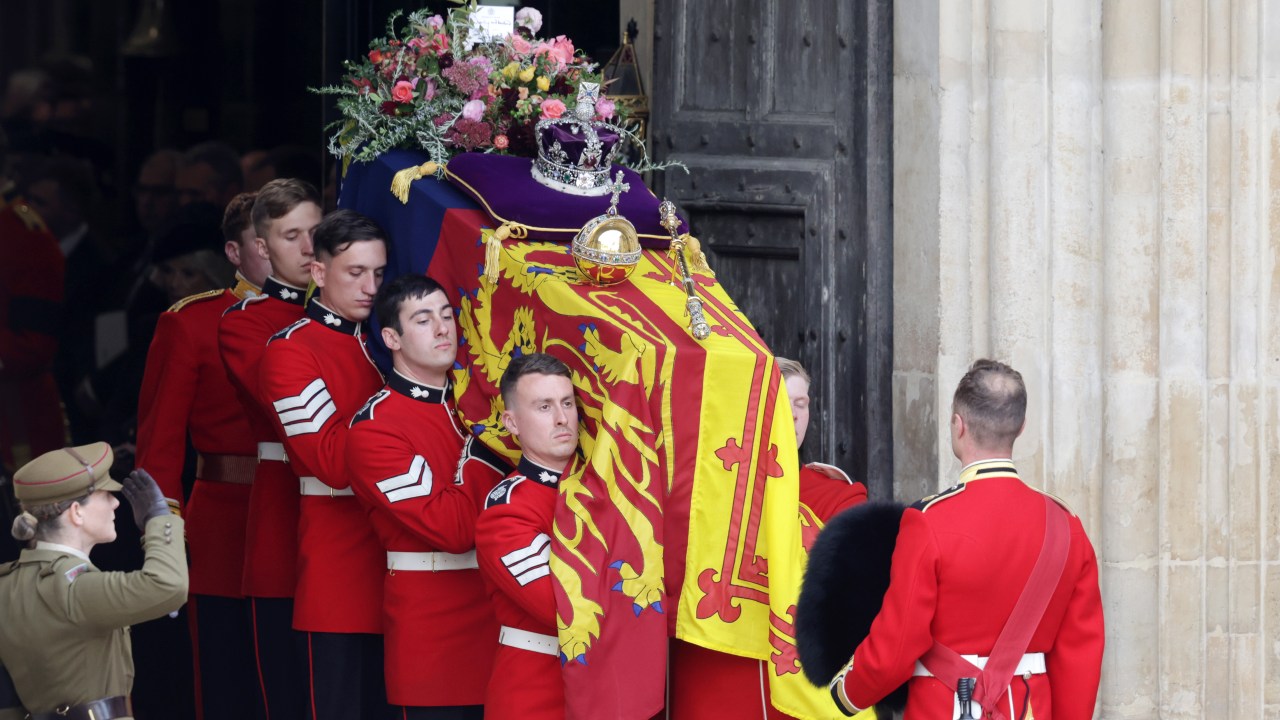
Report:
11,511,37,542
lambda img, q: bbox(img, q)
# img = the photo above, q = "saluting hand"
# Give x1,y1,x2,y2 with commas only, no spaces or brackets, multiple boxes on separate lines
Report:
121,468,172,531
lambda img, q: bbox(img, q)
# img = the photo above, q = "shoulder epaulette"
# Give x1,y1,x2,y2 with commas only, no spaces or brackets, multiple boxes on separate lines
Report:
909,483,966,512
1035,488,1077,517
268,318,310,343
350,389,390,427
0,560,17,577
224,294,267,316
167,289,225,313
485,476,525,509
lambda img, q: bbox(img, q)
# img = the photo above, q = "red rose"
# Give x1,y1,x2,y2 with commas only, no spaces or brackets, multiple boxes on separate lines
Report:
391,79,415,103
369,49,384,64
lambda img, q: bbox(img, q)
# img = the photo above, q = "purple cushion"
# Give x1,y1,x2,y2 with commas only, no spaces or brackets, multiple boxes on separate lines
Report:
443,153,685,248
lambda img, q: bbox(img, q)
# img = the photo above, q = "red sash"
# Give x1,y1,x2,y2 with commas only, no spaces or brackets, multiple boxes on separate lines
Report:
918,495,1070,719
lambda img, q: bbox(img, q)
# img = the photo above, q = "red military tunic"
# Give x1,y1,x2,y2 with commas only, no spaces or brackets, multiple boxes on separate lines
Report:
670,461,868,720
475,457,564,720
259,298,385,633
135,277,259,597
219,276,308,598
0,186,65,471
345,370,504,707
835,460,1105,720
800,462,869,525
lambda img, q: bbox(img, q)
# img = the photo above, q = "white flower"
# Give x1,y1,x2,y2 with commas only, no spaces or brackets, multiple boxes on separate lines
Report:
461,99,485,122
515,7,543,34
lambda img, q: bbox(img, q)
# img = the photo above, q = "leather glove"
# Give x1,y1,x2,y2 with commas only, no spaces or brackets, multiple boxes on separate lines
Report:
121,468,171,531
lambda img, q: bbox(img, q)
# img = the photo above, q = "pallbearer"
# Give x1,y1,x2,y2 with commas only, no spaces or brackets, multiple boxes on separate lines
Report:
346,274,505,718
134,196,267,719
476,353,581,720
259,210,389,720
219,178,321,720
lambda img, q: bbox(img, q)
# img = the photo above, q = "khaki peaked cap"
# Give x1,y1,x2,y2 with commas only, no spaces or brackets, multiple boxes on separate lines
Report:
13,442,123,504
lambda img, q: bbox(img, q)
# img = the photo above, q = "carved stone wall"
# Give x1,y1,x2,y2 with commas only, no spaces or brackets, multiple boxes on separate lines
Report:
893,0,1280,717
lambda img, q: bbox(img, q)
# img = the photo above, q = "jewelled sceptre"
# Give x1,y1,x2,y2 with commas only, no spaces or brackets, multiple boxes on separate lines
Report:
658,199,711,340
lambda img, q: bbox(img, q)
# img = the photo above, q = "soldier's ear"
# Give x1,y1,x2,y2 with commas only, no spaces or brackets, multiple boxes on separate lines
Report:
224,239,241,266
254,236,269,261
502,409,518,438
310,260,326,288
381,326,400,350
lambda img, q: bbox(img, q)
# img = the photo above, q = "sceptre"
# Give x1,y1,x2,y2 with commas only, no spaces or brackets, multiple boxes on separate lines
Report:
658,199,711,340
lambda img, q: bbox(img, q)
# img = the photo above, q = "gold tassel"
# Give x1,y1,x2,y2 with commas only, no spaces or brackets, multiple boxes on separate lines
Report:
482,222,530,285
389,161,441,204
680,234,713,275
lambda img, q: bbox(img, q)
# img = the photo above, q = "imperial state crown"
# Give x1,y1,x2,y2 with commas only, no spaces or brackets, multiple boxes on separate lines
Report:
531,82,624,196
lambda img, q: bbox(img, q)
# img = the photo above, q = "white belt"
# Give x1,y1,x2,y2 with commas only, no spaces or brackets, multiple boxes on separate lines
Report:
498,626,557,656
912,652,1046,678
298,476,354,497
258,442,288,462
387,550,478,572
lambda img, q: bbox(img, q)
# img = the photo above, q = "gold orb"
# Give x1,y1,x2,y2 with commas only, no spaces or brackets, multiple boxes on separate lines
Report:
573,213,641,286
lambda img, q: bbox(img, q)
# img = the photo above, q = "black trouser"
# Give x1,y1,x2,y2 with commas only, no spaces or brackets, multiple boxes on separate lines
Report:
396,706,484,719
304,631,392,720
193,594,263,720
250,597,308,720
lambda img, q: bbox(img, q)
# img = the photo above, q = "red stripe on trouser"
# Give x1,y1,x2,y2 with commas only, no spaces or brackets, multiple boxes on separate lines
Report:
251,599,271,720
307,632,319,720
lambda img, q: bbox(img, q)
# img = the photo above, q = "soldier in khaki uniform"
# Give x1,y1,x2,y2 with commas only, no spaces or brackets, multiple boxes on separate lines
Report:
0,442,187,720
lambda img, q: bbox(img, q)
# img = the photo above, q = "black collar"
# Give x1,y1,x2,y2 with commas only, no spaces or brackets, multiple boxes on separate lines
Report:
306,298,361,336
388,369,449,403
518,456,563,487
264,277,307,306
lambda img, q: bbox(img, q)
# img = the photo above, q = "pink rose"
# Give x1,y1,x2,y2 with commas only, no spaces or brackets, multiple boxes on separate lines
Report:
511,35,533,55
541,98,566,120
407,36,429,50
549,36,575,66
494,134,510,150
461,99,485,121
595,97,616,119
515,8,543,34
391,79,415,103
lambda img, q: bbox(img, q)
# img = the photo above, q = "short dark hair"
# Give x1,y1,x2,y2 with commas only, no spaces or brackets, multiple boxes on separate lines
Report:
375,274,447,333
252,178,321,238
952,358,1026,448
181,141,244,190
500,352,571,407
221,192,257,243
312,209,387,259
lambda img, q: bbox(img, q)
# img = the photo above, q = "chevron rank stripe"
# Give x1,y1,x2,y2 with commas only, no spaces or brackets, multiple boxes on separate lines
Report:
272,378,337,437
376,454,434,502
502,533,551,586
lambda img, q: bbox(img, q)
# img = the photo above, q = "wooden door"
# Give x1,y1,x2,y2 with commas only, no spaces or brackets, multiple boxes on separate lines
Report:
651,0,893,496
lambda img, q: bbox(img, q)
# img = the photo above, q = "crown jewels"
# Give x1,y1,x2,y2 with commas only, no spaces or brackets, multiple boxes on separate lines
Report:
531,82,624,197
573,171,641,286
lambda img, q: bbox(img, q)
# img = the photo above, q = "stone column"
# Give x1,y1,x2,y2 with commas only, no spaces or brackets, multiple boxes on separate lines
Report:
892,0,1280,717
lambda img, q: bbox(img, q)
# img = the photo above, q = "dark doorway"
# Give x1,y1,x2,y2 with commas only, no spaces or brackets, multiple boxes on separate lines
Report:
650,0,893,497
